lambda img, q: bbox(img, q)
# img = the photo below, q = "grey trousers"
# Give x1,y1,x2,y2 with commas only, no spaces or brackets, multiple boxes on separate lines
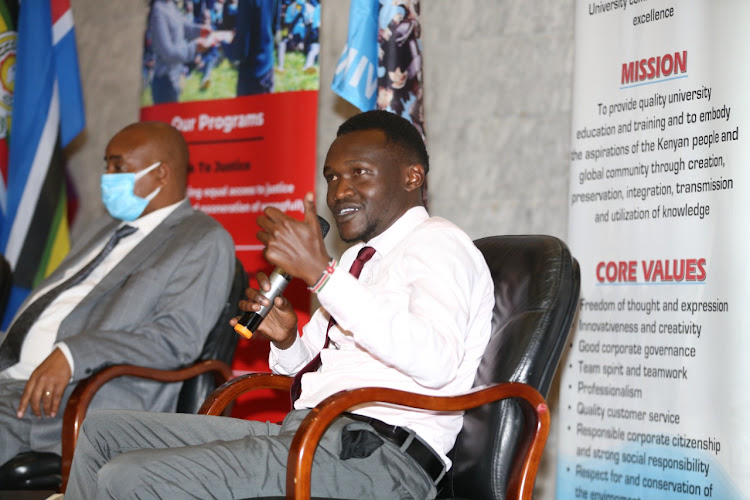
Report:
65,409,437,499
0,378,75,465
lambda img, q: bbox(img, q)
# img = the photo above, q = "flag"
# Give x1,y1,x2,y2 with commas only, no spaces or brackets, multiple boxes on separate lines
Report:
330,0,378,112
0,1,18,234
0,0,85,329
331,0,425,137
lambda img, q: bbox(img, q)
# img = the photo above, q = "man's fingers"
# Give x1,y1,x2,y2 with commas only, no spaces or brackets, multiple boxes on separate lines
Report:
303,192,318,226
28,384,43,418
256,229,270,246
258,208,283,235
254,272,271,292
263,207,284,220
19,349,71,418
17,384,32,418
48,388,62,418
238,298,263,314
41,388,52,417
243,284,271,305
274,295,290,310
19,376,46,418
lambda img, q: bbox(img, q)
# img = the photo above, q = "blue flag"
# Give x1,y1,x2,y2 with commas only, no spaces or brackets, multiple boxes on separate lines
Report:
0,0,85,328
331,0,379,112
332,0,425,137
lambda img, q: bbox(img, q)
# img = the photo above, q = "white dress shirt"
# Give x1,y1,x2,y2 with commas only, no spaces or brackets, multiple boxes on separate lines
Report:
270,206,494,467
1,199,185,380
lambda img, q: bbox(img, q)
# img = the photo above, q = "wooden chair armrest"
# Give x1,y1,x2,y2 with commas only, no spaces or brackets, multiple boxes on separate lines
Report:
286,382,550,500
61,359,232,492
199,373,293,416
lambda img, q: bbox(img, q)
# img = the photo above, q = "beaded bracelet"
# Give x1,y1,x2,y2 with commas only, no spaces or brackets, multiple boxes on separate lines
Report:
309,259,337,293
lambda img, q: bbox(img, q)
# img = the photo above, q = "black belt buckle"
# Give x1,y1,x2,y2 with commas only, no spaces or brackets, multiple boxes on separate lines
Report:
344,413,445,482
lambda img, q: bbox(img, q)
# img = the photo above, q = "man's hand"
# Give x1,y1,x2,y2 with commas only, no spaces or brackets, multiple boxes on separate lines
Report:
256,192,330,286
195,36,213,53
17,348,71,418
230,272,299,349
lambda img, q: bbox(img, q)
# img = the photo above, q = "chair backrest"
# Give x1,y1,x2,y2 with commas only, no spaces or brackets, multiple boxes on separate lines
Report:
439,235,580,499
176,257,247,413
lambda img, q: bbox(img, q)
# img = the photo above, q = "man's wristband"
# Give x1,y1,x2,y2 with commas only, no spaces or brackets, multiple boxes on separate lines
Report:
308,259,337,293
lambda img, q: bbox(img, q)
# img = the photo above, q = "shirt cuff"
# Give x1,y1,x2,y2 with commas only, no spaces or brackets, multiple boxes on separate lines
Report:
269,333,308,375
54,341,75,376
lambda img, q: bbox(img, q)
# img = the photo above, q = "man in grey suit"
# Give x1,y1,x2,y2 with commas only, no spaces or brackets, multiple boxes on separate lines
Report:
0,121,235,466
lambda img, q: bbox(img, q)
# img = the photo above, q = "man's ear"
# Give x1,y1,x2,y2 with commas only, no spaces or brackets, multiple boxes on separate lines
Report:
155,161,171,187
404,163,425,193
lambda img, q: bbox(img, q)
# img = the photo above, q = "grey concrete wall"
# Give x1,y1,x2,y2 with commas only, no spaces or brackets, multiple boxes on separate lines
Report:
420,1,575,241
66,0,151,235
66,1,576,497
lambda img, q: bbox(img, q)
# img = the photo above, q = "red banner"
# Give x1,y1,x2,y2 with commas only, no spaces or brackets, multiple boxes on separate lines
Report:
141,0,322,421
142,91,316,274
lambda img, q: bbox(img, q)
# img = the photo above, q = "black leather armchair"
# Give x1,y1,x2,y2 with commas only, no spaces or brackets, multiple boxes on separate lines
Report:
438,234,580,499
0,257,248,493
199,234,581,500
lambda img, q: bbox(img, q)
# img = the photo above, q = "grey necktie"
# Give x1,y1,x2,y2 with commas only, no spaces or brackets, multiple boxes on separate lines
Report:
0,225,137,371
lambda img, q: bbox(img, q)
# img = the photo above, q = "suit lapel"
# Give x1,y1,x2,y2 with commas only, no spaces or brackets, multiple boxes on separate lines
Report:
44,221,119,284
13,220,119,315
86,200,194,298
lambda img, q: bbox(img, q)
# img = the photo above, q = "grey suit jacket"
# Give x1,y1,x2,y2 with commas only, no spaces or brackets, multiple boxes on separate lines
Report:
13,200,235,451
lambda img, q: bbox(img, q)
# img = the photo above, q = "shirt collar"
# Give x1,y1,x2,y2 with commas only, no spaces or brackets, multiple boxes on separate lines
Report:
119,198,187,236
359,206,429,257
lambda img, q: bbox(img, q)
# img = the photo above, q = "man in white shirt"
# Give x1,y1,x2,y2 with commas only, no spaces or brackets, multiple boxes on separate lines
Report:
65,111,494,500
0,121,235,467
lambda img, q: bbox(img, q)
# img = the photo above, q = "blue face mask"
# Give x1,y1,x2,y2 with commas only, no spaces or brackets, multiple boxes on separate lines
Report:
101,161,163,221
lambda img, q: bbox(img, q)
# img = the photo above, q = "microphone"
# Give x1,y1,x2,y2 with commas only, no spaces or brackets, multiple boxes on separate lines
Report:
234,215,331,339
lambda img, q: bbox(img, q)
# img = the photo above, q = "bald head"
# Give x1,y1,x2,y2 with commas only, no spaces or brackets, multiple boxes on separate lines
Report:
104,121,190,216
115,121,189,184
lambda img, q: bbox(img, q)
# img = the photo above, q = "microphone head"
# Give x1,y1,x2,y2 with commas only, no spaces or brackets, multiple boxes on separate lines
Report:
317,215,330,239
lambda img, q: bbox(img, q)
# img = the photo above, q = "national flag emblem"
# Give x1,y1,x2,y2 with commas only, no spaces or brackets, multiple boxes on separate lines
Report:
0,0,85,328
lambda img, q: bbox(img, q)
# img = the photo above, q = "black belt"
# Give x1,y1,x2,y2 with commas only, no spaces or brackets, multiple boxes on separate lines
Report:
343,413,445,482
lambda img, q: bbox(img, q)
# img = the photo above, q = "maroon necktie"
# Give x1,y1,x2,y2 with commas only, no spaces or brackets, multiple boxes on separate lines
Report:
289,246,377,403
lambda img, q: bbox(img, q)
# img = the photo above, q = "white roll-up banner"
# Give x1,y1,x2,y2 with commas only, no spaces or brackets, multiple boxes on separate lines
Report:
558,1,749,498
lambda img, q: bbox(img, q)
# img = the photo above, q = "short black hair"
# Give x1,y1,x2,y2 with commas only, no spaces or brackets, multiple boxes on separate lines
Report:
337,110,429,174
